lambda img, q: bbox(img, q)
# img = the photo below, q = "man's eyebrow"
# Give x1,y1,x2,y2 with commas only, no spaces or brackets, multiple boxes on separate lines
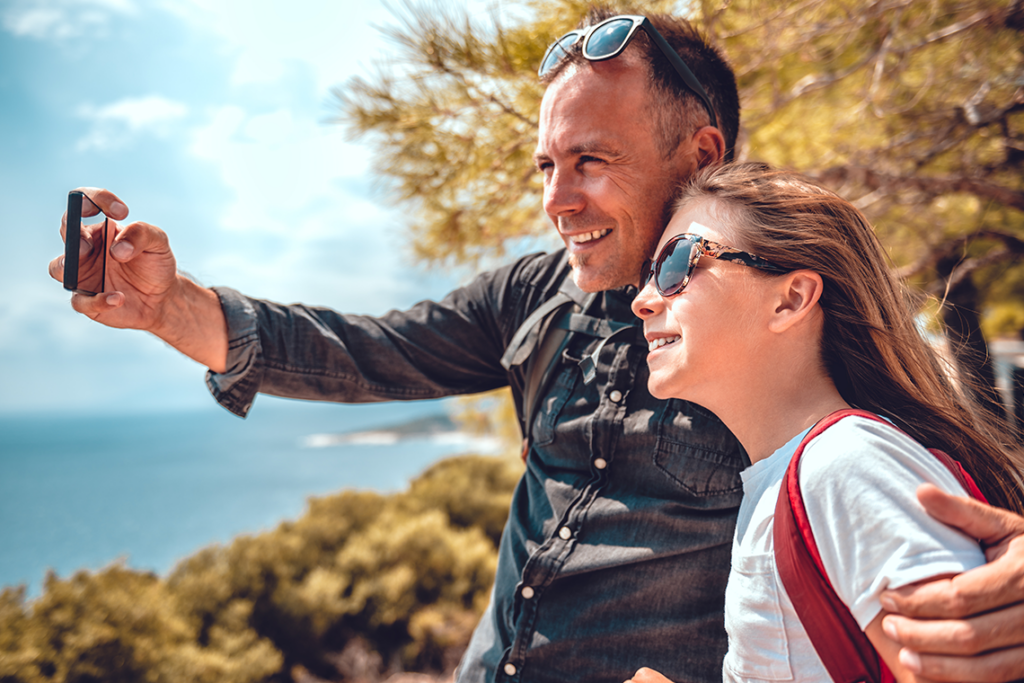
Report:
533,142,624,164
569,142,618,156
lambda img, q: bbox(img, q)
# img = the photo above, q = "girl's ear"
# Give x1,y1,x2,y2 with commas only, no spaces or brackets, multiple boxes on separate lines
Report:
768,270,824,333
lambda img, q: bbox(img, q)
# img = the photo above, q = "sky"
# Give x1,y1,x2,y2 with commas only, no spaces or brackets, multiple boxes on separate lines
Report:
0,0,552,416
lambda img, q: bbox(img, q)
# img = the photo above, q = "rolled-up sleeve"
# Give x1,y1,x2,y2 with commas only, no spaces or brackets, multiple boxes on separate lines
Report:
204,286,265,417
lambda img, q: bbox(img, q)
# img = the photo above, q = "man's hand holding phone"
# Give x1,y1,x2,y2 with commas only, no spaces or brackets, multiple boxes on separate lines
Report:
50,188,179,330
49,188,229,372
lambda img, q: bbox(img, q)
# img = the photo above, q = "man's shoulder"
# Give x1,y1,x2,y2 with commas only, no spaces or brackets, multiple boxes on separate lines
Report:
500,249,571,291
485,249,573,318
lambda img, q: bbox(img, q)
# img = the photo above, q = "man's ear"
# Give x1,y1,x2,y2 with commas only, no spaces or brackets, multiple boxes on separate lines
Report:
693,126,726,169
768,270,824,333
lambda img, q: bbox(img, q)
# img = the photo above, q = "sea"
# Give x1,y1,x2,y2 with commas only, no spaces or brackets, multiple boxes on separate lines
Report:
0,397,500,597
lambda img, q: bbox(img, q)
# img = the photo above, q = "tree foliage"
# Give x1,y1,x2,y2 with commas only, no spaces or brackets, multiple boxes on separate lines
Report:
340,0,1024,418
711,0,1024,409
337,0,679,265
0,454,522,683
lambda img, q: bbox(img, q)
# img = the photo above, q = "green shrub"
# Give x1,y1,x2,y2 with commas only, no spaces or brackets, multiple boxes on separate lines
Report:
0,454,520,682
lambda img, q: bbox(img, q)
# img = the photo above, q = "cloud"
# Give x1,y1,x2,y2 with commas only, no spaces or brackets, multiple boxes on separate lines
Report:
76,95,189,151
186,104,382,240
1,0,134,40
180,101,459,312
161,0,398,93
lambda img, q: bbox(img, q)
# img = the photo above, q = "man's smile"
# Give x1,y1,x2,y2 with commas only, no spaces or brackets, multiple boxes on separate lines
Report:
567,228,612,245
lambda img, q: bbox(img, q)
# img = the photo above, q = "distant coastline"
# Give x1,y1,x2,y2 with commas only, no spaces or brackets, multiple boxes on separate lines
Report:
303,414,502,451
0,398,492,596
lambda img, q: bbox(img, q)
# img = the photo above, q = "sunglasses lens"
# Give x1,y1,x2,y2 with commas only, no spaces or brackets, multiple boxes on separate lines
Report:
639,258,654,289
539,33,581,76
585,18,633,59
655,237,697,295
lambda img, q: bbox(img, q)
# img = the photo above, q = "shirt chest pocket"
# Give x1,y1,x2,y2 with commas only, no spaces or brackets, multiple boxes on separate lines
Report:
723,551,794,681
529,360,577,448
654,399,745,503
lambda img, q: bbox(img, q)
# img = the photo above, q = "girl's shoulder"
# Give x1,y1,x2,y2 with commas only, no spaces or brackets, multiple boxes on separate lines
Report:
792,413,985,628
798,412,970,507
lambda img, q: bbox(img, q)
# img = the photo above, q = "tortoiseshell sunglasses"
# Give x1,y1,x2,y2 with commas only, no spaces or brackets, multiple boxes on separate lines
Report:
640,232,789,297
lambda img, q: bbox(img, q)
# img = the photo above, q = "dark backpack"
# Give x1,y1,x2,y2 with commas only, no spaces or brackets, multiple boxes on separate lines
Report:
773,408,988,683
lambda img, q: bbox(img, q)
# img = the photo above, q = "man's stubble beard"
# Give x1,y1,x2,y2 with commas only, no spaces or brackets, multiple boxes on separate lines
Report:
567,250,588,270
564,173,684,290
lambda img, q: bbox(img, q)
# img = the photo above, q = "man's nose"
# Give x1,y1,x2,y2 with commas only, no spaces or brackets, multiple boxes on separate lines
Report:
543,169,586,217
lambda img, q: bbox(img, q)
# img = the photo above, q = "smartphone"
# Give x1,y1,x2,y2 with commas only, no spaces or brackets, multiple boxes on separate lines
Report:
64,191,109,295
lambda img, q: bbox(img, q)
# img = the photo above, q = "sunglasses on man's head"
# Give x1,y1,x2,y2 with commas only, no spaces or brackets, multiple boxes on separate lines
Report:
538,14,718,129
640,231,790,298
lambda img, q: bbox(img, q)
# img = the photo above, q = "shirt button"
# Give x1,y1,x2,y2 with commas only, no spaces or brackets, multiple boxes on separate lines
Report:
558,526,572,540
594,458,607,470
609,389,623,403
521,586,535,599
504,663,517,676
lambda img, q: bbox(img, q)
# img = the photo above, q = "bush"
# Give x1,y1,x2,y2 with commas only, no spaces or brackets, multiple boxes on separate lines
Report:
0,454,520,682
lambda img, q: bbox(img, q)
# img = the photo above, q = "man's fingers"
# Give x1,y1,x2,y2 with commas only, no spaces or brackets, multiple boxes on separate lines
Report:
882,555,1024,618
883,602,1024,655
917,484,1024,546
110,222,169,262
76,221,110,257
73,187,129,220
896,643,1024,683
881,486,1024,618
70,291,124,317
48,255,64,283
625,668,675,683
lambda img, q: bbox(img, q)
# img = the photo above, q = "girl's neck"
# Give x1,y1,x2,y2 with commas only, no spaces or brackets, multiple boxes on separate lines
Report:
709,375,850,465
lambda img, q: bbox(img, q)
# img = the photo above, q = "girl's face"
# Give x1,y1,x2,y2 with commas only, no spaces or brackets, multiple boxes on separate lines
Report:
631,202,779,405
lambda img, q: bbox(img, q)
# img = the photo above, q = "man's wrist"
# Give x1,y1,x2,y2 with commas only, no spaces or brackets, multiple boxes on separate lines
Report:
151,275,229,372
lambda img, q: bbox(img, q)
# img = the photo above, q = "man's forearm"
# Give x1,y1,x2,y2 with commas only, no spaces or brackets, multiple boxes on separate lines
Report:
152,276,229,373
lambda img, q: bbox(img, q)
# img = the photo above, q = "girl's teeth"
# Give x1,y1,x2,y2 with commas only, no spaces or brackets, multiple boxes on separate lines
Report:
648,336,681,351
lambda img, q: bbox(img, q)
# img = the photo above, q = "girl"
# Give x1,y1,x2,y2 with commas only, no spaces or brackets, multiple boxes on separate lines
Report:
630,162,1024,682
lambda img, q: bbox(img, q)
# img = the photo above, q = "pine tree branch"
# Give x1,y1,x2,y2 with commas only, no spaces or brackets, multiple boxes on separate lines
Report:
813,166,1024,211
895,229,1024,283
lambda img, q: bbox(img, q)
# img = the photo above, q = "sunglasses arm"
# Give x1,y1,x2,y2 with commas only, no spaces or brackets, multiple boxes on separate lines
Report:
642,21,718,129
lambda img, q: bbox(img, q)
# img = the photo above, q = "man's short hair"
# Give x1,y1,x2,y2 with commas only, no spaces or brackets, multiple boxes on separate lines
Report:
541,7,740,162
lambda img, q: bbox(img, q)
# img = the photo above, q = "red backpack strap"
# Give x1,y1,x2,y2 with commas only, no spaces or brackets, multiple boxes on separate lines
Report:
928,449,989,504
774,409,883,683
774,409,989,683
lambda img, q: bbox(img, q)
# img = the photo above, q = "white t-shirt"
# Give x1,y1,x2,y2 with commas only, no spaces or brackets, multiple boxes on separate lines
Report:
722,416,986,682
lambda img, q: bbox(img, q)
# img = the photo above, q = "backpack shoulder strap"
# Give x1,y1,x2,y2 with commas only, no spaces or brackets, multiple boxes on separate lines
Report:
927,449,989,503
774,409,883,683
500,263,596,458
499,258,595,371
773,408,988,683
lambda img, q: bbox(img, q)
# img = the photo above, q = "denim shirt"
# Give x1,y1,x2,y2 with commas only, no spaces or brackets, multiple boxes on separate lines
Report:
206,251,747,683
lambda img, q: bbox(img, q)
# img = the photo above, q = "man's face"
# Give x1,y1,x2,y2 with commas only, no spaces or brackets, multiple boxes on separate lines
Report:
534,59,699,293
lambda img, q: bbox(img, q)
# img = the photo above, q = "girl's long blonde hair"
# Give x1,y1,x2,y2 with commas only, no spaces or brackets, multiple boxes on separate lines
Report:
679,162,1024,514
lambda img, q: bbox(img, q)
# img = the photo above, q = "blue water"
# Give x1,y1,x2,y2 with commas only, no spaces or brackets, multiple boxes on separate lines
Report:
0,397,487,596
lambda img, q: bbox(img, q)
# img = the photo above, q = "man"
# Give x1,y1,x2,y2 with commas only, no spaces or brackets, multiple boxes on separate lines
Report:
50,7,1024,683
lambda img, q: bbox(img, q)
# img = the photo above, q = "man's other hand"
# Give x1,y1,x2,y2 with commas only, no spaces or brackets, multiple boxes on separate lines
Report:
880,483,1024,682
625,668,675,683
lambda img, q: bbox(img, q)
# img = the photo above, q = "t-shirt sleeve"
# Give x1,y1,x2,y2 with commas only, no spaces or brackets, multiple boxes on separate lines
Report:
797,417,987,628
